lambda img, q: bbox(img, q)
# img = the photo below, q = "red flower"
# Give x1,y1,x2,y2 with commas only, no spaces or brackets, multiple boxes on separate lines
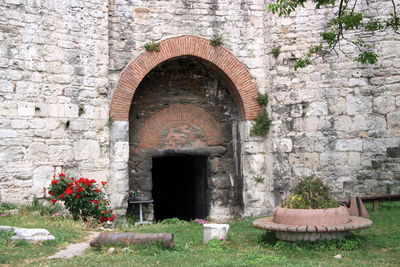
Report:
51,199,57,203
64,187,73,195
103,210,108,214
101,181,107,185
67,182,73,186
48,191,54,196
93,200,99,204
93,188,101,192
75,195,81,199
59,173,66,177
51,180,58,185
59,194,65,199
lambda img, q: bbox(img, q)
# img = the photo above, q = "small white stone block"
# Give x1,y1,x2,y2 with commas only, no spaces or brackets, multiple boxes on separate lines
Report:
17,103,35,117
203,223,229,243
64,104,79,118
5,0,21,5
114,141,129,163
48,104,65,118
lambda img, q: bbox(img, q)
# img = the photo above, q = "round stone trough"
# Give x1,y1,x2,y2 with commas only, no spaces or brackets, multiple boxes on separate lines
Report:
253,207,372,241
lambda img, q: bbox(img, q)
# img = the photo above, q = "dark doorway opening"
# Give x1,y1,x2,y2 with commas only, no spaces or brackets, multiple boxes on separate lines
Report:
152,156,208,221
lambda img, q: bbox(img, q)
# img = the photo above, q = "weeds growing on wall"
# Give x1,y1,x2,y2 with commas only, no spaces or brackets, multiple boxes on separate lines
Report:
107,116,114,127
210,35,223,46
250,110,272,136
144,42,160,52
272,46,281,58
251,93,272,136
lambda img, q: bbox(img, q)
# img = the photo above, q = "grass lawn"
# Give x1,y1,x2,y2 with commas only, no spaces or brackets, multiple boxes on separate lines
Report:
1,202,399,267
0,208,86,266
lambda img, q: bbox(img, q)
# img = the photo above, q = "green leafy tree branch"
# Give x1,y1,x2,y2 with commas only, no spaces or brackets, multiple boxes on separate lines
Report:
268,0,400,70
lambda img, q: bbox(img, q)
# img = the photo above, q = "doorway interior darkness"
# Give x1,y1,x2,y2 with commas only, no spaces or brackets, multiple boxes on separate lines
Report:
152,156,208,221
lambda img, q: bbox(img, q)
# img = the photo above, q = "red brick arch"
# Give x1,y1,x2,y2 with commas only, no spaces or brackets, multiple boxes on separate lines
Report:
140,104,224,149
110,35,260,121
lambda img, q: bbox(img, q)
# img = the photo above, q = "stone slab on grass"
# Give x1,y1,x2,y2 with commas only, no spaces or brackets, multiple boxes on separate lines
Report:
0,225,55,243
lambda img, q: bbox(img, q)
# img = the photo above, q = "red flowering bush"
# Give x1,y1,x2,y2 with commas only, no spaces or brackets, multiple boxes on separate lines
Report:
48,173,115,222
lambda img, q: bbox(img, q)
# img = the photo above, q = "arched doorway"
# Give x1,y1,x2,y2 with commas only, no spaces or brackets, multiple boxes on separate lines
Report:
129,56,239,221
108,36,261,219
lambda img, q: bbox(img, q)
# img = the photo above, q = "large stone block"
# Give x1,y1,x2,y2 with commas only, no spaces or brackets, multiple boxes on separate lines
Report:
49,145,73,162
110,121,129,142
70,120,90,131
320,152,348,166
350,115,386,132
334,115,352,132
28,142,49,161
273,138,293,153
305,101,328,116
346,96,372,115
336,139,363,151
73,140,100,160
0,80,13,93
288,152,319,166
0,129,16,138
387,111,400,131
348,152,361,166
211,175,232,189
30,119,46,129
373,96,396,114
242,154,265,174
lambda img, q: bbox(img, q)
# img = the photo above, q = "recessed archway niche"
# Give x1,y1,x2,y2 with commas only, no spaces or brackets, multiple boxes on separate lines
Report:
108,35,262,219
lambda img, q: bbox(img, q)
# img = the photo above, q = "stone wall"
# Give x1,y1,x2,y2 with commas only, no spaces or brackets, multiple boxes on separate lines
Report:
0,0,110,204
268,0,400,203
0,0,399,217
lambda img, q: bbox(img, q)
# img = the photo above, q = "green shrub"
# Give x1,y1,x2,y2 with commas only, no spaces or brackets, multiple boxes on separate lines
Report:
282,176,340,209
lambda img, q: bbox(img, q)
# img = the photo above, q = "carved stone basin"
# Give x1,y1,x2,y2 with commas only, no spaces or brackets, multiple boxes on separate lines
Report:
253,206,372,241
273,206,350,226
